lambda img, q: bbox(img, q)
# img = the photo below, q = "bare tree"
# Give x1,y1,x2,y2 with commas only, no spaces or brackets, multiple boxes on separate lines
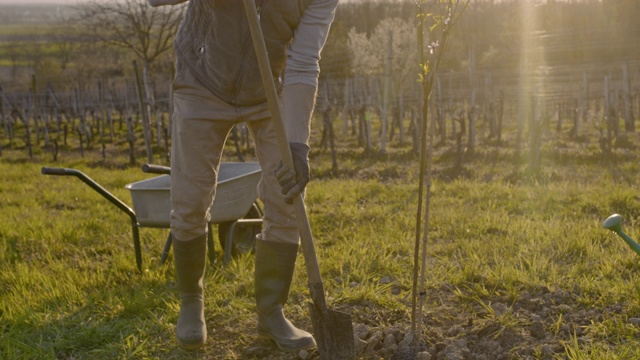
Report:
74,0,185,162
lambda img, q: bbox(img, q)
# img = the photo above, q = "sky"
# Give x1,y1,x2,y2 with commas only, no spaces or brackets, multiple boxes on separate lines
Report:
0,0,77,3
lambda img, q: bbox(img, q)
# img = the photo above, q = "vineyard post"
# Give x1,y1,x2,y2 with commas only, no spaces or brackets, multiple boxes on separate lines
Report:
73,88,82,154
556,100,562,133
126,112,136,165
467,47,477,155
107,99,114,142
380,31,392,154
77,126,84,157
124,79,131,131
496,90,504,141
322,80,338,173
350,78,359,135
614,83,620,138
133,60,154,164
365,97,372,153
61,94,68,147
357,86,366,147
604,74,614,152
99,80,106,161
162,113,169,162
43,111,51,149
342,78,350,135
0,92,3,156
153,81,162,148
55,103,62,141
373,76,383,142
168,64,175,140
22,106,33,159
242,123,252,153
529,93,542,172
0,87,6,153
114,84,124,131
1,87,15,149
622,63,634,132
435,75,445,143
516,79,525,158
448,73,455,140
397,89,405,145
485,72,496,139
31,75,41,147
388,82,398,144
637,93,640,124
143,65,156,147
106,83,115,140
82,83,94,149
46,84,62,137
573,69,588,137
230,125,245,162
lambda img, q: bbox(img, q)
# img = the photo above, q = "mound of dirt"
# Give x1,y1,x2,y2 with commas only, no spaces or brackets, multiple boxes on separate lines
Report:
242,285,628,360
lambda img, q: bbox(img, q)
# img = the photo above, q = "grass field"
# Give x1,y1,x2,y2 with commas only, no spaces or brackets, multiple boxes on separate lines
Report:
2,118,640,359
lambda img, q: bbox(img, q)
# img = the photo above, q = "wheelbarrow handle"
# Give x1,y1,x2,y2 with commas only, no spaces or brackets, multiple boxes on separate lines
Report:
42,166,143,272
142,164,171,175
41,166,136,221
41,167,77,176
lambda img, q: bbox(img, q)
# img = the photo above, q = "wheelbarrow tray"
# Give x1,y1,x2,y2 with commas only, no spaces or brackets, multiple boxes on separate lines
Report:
125,162,261,227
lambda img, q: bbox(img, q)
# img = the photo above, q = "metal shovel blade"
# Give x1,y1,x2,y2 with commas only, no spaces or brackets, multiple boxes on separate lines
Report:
309,302,355,359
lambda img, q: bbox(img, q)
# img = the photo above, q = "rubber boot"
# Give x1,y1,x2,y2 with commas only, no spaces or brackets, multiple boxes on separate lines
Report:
255,239,316,351
173,234,207,350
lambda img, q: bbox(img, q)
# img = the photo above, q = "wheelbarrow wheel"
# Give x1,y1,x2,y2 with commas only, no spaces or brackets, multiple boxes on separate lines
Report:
218,203,262,257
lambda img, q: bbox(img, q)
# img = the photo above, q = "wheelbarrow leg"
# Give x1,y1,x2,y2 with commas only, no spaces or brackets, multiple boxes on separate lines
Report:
207,223,216,265
159,227,215,267
224,222,235,265
132,222,143,272
159,232,172,266
223,219,262,265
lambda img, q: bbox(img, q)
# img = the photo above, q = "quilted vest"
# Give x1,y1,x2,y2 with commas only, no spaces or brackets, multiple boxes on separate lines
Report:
174,0,310,106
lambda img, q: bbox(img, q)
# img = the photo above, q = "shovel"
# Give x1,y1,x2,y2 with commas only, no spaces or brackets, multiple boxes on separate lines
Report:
241,1,355,358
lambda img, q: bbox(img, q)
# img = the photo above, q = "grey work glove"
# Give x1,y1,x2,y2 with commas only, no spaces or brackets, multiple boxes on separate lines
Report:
275,142,310,204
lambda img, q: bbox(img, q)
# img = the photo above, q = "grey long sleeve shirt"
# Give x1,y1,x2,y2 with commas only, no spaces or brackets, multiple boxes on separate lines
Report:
284,0,339,88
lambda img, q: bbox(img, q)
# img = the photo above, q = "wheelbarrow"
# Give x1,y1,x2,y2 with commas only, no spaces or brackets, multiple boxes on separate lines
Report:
41,162,263,272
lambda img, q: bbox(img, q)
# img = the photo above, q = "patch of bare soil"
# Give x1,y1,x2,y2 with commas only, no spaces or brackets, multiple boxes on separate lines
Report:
235,285,622,360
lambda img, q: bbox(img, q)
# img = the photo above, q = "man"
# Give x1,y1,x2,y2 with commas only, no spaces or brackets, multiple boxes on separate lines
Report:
147,0,339,352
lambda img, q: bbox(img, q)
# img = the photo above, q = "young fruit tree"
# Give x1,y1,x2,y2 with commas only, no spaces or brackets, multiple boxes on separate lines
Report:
410,0,469,353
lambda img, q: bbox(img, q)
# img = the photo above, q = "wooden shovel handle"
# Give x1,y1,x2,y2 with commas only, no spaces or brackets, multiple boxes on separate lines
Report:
242,0,323,287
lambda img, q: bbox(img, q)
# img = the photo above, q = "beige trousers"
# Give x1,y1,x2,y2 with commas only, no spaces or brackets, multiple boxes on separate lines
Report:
170,65,298,245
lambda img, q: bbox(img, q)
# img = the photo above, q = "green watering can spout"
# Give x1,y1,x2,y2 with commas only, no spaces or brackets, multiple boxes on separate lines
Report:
603,214,640,256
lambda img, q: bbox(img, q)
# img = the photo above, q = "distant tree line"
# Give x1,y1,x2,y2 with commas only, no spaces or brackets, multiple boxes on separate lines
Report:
0,0,639,174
